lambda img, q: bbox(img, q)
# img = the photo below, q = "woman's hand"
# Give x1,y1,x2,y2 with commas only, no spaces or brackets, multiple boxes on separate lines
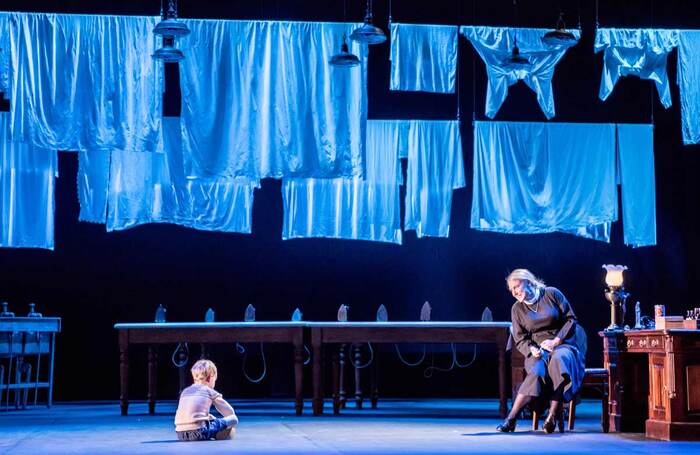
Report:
529,346,542,358
540,337,562,352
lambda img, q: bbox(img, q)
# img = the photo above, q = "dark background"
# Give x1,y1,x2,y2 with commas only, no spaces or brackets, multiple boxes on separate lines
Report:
0,0,698,403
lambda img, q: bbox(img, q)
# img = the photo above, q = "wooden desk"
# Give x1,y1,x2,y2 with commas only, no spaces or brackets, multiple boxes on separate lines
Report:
0,317,61,409
309,322,512,417
600,329,700,440
114,322,306,416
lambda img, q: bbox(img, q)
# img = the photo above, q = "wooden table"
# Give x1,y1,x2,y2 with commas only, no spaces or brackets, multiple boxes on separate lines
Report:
0,317,61,409
600,329,700,440
308,322,512,417
114,322,306,416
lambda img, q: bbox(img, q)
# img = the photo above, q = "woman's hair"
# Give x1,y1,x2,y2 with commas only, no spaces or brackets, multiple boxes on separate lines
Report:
506,268,545,288
191,359,218,383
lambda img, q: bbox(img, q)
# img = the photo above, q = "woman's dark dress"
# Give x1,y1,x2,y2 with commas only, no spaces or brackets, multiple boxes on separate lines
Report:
511,287,585,401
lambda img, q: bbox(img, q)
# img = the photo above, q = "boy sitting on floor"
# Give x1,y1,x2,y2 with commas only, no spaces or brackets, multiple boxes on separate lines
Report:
175,359,239,441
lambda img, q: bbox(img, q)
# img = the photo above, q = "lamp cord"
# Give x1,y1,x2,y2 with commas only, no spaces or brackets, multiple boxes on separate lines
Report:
394,344,427,367
423,344,478,378
236,342,268,383
171,342,189,368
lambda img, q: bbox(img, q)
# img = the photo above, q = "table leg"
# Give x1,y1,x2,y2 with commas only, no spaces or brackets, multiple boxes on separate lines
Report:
148,345,157,414
119,331,129,416
333,346,340,415
370,352,378,409
293,339,304,416
353,343,363,409
48,333,55,408
498,344,507,418
311,328,323,416
339,343,346,409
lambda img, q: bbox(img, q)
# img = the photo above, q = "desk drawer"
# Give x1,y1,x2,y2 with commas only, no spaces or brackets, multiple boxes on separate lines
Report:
625,334,664,352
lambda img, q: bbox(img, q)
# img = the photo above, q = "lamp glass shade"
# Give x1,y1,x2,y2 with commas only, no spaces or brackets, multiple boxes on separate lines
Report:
602,264,628,287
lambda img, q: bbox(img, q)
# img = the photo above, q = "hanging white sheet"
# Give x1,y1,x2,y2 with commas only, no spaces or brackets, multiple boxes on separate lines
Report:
617,124,656,247
78,150,110,223
179,20,368,180
0,112,57,249
390,23,458,94
0,13,9,94
677,30,700,145
281,120,407,244
106,118,258,233
404,120,465,238
471,121,617,242
6,13,162,153
461,26,579,119
594,28,679,108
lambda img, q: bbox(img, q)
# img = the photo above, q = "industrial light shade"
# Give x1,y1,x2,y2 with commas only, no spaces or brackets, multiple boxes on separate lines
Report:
152,0,190,62
350,22,387,45
152,37,185,62
329,35,361,67
502,43,531,71
153,17,191,38
541,12,577,46
541,28,577,46
350,0,386,45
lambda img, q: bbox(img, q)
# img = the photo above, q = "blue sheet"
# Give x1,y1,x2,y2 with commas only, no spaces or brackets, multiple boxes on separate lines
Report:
6,13,162,153
0,112,57,249
77,118,259,233
390,23,458,94
678,30,700,145
617,124,656,247
404,120,465,238
281,120,407,244
471,121,617,241
595,28,679,108
461,26,579,119
179,20,368,180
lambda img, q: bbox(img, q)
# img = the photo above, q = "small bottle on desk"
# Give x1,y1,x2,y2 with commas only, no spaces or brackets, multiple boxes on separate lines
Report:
1,302,15,317
27,303,42,317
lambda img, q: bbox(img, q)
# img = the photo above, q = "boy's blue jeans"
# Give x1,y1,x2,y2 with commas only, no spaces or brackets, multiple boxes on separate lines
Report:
176,418,230,441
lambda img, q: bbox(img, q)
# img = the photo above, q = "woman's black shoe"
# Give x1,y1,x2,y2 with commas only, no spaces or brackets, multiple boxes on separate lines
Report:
542,414,557,434
496,417,517,432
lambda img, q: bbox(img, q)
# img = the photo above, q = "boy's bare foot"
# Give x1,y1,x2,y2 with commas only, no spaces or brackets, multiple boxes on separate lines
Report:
214,427,236,440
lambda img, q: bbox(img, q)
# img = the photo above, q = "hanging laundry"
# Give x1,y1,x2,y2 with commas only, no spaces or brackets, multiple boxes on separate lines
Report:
677,30,700,145
0,13,9,94
6,13,162,153
78,150,111,223
179,20,368,180
390,23,458,94
404,120,465,238
281,120,407,244
595,28,679,109
77,118,259,233
617,124,656,247
0,112,57,249
471,121,617,242
461,26,579,119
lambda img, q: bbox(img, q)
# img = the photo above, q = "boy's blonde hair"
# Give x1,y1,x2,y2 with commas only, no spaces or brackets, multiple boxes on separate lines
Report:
191,359,217,383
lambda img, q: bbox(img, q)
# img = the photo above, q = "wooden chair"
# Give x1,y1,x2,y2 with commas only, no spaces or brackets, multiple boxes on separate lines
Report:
532,367,609,432
531,326,610,433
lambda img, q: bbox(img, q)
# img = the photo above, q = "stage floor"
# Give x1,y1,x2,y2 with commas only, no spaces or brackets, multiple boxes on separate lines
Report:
0,399,695,454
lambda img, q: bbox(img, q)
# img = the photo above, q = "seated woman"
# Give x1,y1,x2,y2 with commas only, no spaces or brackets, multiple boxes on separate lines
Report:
497,269,585,434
